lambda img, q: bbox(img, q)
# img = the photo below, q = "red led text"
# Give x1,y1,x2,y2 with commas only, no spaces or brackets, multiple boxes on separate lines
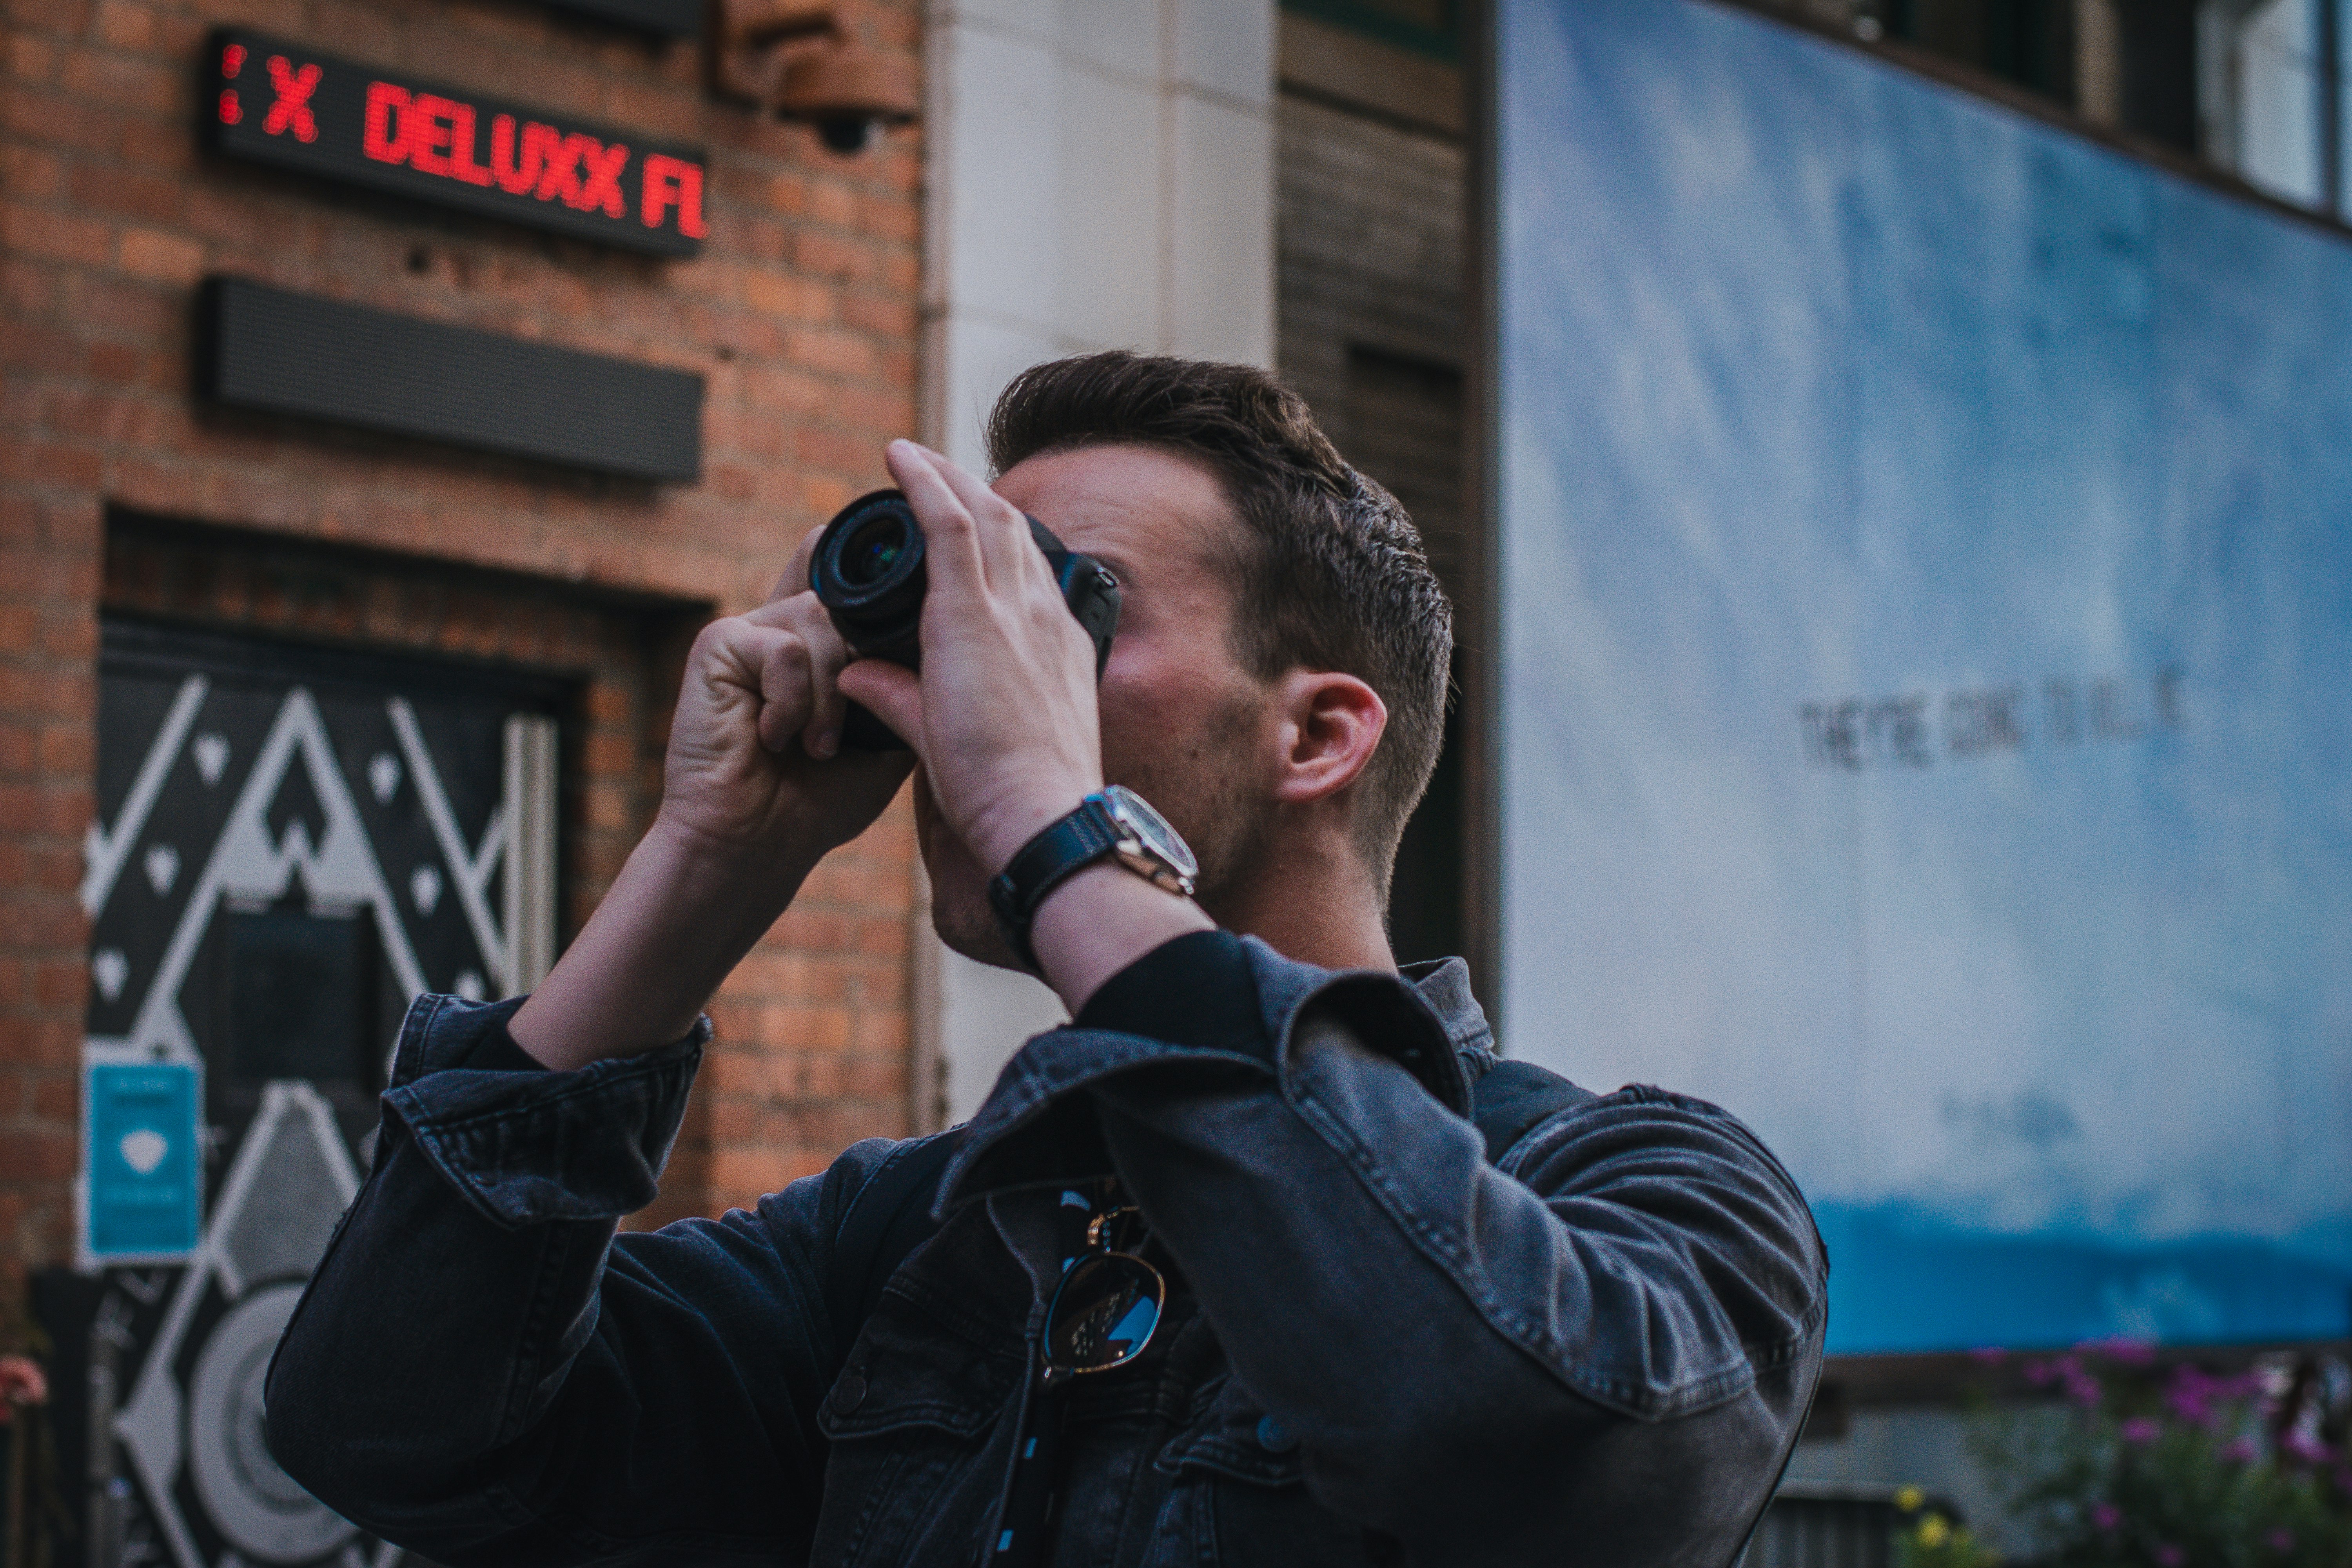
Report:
361,81,693,230
265,56,321,143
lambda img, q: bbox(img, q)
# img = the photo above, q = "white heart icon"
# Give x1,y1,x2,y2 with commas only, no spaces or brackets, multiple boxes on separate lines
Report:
118,1129,168,1176
192,732,230,785
410,864,443,915
91,948,128,1002
143,843,180,897
368,752,402,804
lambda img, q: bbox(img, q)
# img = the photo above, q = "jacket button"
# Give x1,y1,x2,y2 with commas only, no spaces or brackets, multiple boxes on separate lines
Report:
832,1372,867,1413
1255,1416,1296,1454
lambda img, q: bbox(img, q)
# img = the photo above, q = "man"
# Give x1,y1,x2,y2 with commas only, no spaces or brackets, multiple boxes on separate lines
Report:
267,354,1826,1567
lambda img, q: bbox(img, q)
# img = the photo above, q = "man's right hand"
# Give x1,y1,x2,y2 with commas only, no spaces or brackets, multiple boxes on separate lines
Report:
655,528,911,870
508,526,912,1072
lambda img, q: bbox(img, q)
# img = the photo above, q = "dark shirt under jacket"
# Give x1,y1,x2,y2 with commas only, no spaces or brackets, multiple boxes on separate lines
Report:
266,933,1827,1568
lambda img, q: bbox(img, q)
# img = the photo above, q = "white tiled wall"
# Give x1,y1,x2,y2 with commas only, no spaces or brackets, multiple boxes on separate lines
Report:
920,0,1278,1126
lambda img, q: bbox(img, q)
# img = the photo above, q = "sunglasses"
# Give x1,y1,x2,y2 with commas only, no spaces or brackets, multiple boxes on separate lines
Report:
1040,1198,1165,1386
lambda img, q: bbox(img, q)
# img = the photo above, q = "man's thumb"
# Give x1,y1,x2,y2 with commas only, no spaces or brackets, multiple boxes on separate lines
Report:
836,659,925,756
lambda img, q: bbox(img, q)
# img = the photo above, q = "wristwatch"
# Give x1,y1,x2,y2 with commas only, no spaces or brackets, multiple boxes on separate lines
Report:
988,785,1199,972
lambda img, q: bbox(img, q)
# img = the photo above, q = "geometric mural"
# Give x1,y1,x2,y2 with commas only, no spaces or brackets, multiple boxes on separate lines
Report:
76,618,564,1568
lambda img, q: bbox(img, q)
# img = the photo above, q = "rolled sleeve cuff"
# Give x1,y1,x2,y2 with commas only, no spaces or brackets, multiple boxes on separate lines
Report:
378,993,706,1230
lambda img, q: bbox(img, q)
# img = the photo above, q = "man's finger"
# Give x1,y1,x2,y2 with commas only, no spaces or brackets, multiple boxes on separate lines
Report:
886,439,985,594
755,632,815,754
835,659,927,766
767,519,831,602
741,595,850,757
911,442,1036,592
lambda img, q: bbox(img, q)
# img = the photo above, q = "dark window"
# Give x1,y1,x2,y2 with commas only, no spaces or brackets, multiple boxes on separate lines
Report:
220,902,385,1093
1282,0,1460,61
1343,345,1468,967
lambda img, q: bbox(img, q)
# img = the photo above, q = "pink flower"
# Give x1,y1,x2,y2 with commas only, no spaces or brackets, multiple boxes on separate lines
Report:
2268,1528,2297,1553
2155,1544,2185,1568
1970,1346,2009,1365
2066,1370,2105,1408
2079,1336,2158,1366
2222,1436,2261,1464
2121,1417,2163,1446
2091,1503,2122,1532
2164,1368,2219,1428
2024,1359,2058,1388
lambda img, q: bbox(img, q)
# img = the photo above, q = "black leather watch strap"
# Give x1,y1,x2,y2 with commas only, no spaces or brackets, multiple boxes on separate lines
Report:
987,797,1124,973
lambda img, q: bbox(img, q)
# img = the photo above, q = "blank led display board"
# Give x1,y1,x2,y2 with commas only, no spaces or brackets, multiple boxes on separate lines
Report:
1497,0,2352,1354
203,28,709,256
545,0,702,35
200,277,703,482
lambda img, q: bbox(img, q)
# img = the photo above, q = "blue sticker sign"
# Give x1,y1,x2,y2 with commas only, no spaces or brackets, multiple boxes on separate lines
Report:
85,1062,202,1261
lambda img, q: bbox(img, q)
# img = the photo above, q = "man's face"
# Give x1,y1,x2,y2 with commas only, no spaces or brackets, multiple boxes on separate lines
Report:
916,443,1274,967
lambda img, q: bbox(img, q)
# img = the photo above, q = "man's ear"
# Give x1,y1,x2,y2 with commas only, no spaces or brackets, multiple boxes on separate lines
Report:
1269,671,1387,806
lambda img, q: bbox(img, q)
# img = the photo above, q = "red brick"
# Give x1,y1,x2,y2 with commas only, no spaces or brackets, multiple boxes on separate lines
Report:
0,1126,74,1181
116,226,203,283
71,163,182,227
29,1069,74,1121
93,0,155,51
7,31,55,85
58,46,179,116
1,203,111,270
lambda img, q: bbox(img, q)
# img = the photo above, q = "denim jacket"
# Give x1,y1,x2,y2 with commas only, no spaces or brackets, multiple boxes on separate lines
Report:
266,936,1826,1568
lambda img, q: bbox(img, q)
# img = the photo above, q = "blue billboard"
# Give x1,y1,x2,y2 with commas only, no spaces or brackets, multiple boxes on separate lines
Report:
1497,0,2352,1354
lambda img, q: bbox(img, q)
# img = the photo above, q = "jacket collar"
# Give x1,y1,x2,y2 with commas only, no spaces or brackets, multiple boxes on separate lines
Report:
1401,956,1497,1067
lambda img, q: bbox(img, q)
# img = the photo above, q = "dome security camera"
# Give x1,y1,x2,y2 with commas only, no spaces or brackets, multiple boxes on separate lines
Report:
710,0,918,156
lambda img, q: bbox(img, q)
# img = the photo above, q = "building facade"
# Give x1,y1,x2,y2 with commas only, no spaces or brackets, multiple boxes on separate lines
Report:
3,2,926,1557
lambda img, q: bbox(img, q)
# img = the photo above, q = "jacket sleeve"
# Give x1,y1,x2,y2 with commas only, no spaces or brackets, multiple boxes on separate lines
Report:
942,935,1828,1568
264,993,889,1568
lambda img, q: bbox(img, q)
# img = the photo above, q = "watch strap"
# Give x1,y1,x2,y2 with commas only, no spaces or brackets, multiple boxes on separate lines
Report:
988,796,1124,972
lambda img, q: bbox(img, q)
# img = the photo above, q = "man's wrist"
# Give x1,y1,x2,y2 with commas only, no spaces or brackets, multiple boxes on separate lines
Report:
510,817,819,1071
965,775,1101,877
1028,860,1214,1014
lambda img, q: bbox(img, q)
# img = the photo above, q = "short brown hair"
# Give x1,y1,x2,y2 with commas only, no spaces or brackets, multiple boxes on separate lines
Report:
986,351,1453,886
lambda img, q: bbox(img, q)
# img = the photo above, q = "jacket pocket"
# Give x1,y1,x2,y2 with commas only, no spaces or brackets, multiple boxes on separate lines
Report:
814,1289,1025,1567
1156,1381,1373,1568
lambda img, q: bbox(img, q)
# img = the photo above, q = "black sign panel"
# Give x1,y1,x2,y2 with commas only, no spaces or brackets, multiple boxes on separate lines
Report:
203,27,709,257
546,0,702,36
200,276,704,482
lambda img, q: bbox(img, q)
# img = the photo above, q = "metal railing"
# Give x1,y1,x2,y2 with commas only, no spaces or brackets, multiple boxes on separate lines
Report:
1745,1481,1960,1568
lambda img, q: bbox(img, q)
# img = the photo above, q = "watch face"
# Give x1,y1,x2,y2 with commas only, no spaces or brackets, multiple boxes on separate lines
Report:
1101,785,1200,879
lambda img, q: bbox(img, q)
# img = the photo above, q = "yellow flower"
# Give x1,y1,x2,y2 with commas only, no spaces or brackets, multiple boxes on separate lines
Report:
1918,1515,1952,1549
1896,1487,1926,1512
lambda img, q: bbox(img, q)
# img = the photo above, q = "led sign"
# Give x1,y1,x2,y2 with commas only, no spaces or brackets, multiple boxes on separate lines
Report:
199,277,704,482
204,28,708,257
545,0,702,35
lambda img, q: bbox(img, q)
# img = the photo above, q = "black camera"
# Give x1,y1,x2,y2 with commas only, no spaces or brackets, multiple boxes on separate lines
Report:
809,488,1122,751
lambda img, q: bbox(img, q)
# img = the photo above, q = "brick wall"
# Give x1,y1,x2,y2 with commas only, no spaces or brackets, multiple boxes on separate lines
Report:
0,0,926,1292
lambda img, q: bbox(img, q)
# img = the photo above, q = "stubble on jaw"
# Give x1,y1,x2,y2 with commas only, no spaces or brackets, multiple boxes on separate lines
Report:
914,681,1274,971
914,771,1020,968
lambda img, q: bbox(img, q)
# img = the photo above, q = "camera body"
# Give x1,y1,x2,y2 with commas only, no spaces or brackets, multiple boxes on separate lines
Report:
809,489,1123,751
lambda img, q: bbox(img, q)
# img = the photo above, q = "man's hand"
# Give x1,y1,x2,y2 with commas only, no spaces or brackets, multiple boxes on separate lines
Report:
509,527,911,1071
842,442,1210,1010
656,526,911,867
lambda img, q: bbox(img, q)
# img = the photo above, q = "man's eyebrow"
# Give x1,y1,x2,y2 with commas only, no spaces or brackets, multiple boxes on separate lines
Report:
1086,546,1141,584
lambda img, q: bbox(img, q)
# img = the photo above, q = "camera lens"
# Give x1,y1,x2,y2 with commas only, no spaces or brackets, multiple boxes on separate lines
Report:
838,512,911,589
